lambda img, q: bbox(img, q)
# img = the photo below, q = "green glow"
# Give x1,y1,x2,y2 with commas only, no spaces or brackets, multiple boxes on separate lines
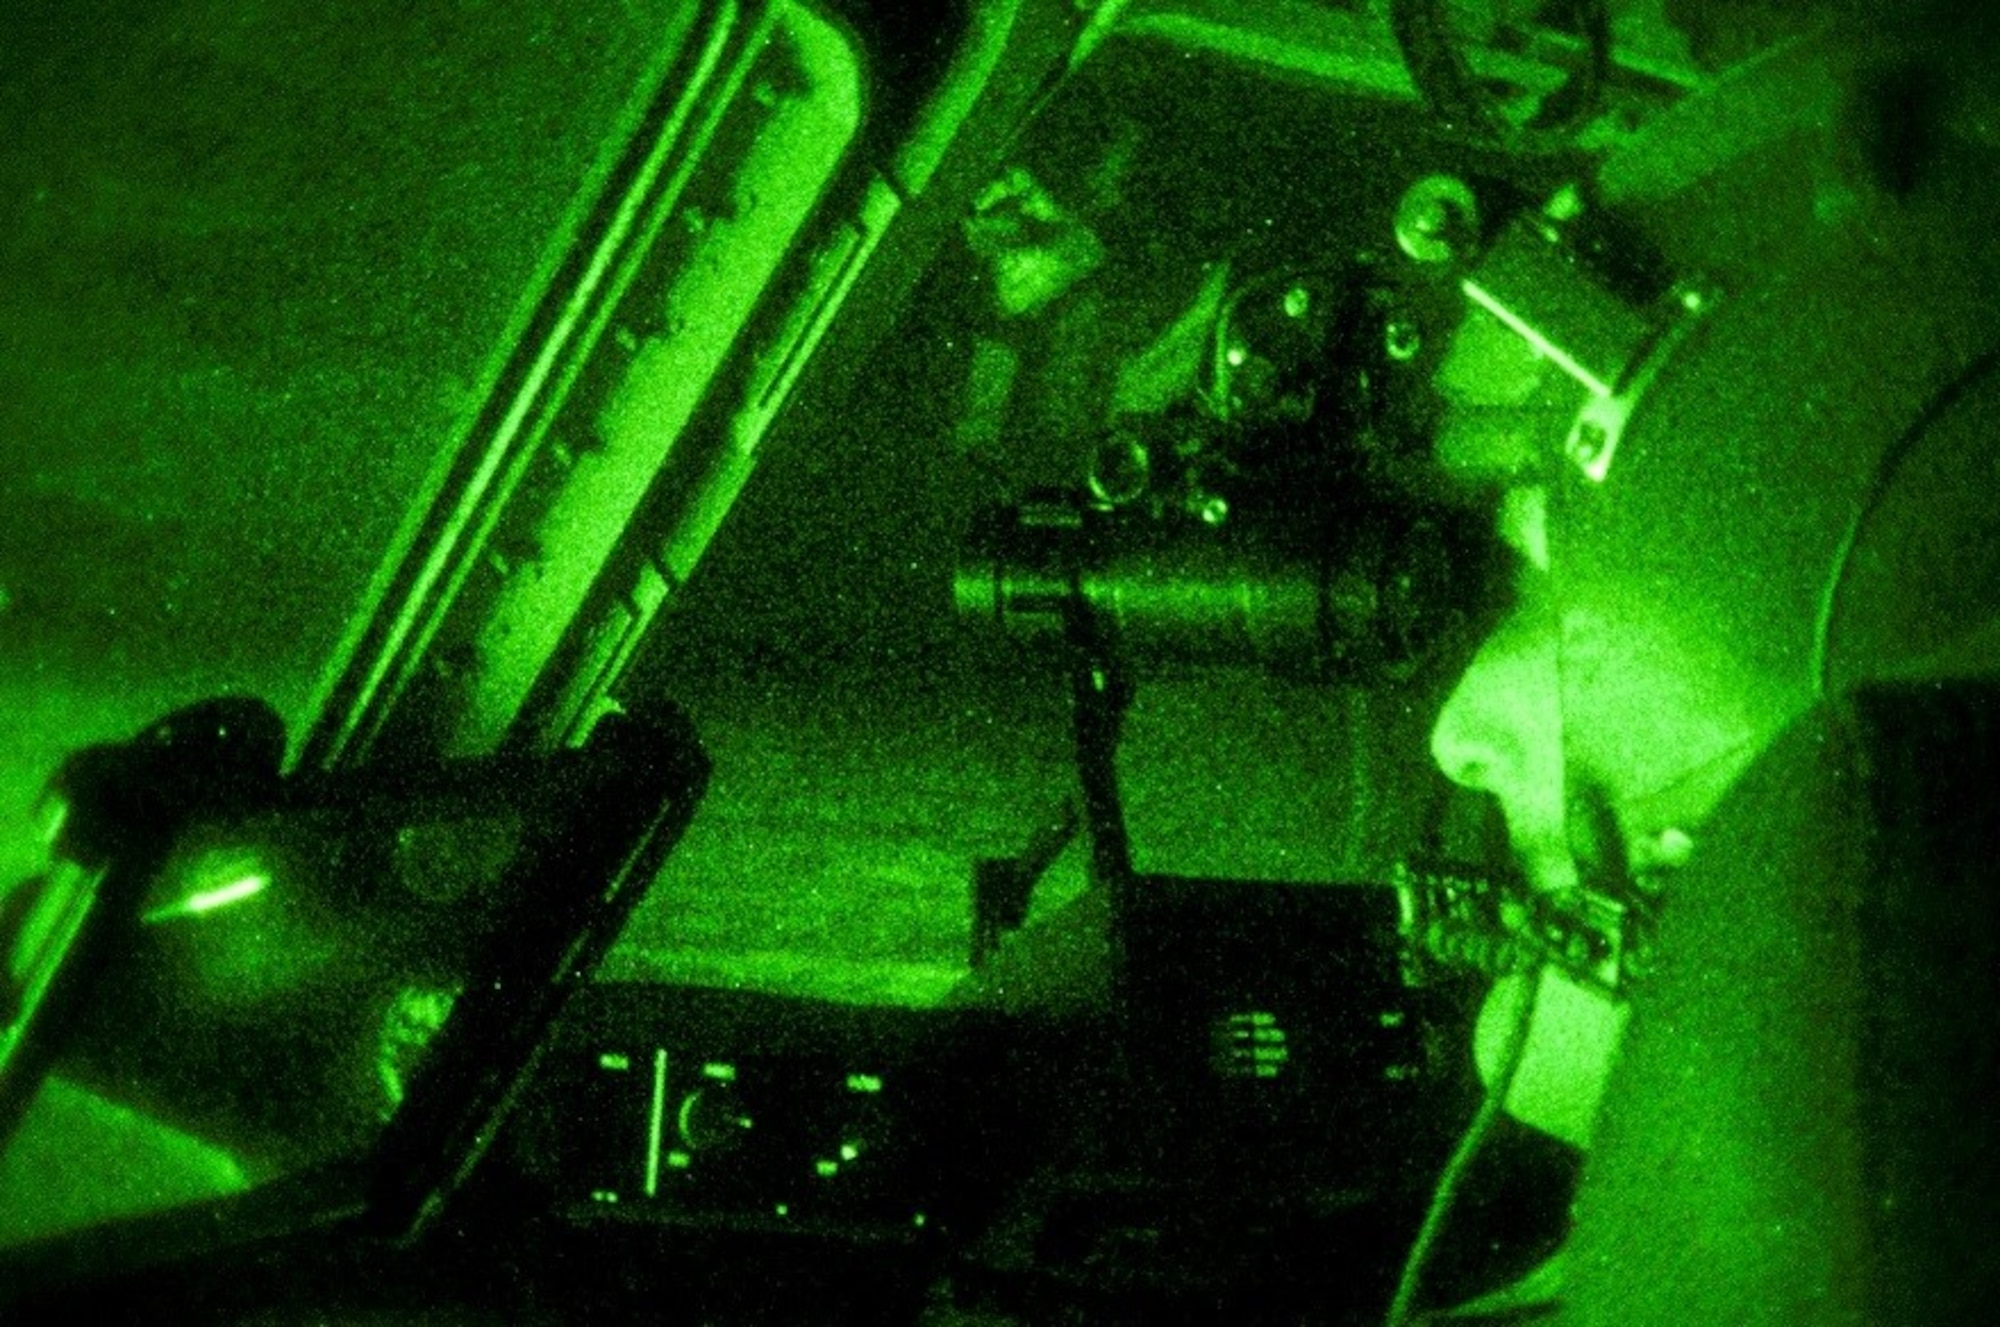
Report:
0,1076,250,1248
179,872,268,914
667,1149,691,1170
774,1202,789,1217
645,1049,668,1197
845,1072,882,1094
838,1142,859,1162
377,986,459,1111
37,797,68,848
913,1212,927,1229
3,865,95,1021
592,1190,620,1204
599,1051,631,1071
701,1060,737,1082
1121,5,1421,101
675,1089,698,1146
142,872,268,924
815,1158,838,1178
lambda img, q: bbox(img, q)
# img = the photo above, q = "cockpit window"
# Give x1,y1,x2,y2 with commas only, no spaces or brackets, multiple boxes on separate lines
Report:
0,0,705,884
0,0,712,1245
612,26,1490,1006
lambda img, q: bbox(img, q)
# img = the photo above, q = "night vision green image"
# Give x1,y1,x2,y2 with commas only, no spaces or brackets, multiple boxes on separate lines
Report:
2,1,1997,1324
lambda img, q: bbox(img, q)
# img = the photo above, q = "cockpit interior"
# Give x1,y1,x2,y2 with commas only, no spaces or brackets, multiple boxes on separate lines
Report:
5,2,1992,1323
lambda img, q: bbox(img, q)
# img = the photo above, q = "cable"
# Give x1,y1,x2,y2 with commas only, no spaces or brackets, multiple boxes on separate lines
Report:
1383,965,1544,1327
1389,0,1611,151
1812,345,2000,696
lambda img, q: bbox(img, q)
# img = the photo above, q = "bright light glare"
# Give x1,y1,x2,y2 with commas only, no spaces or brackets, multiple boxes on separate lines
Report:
143,873,269,924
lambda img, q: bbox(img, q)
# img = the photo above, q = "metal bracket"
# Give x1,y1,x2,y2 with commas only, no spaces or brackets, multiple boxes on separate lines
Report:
1459,190,1713,484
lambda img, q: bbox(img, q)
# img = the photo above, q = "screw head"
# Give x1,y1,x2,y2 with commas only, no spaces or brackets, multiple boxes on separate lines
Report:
1384,318,1422,362
1394,175,1480,266
1570,420,1609,465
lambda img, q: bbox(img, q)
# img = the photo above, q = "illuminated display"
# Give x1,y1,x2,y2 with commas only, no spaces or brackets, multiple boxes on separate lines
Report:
140,872,268,925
